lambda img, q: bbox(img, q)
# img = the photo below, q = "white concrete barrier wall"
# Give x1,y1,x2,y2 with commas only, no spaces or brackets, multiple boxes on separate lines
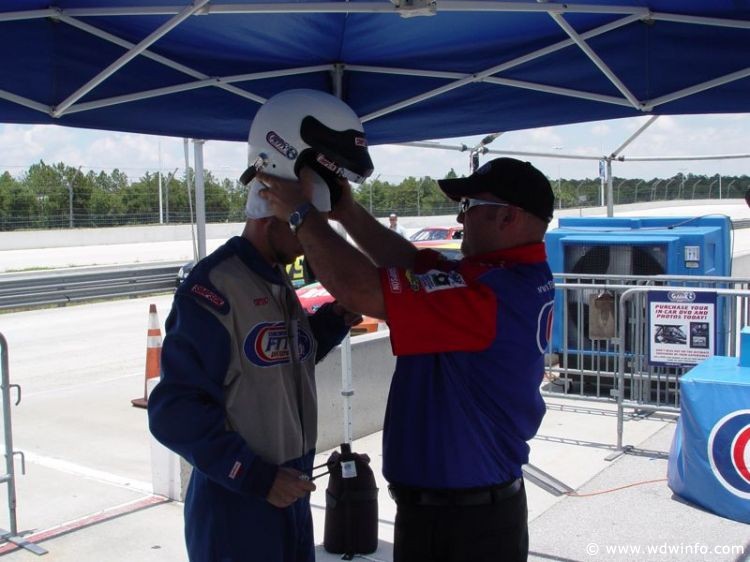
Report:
164,331,396,501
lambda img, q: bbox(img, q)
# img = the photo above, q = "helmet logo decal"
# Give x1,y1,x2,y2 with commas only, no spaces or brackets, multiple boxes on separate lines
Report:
316,153,339,173
707,409,750,499
355,136,367,147
243,321,312,367
266,131,298,160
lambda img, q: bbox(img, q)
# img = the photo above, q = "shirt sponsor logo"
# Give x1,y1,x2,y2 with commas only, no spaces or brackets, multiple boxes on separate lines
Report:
387,268,401,293
191,284,225,307
229,461,242,480
405,270,421,292
536,300,554,353
708,410,750,499
266,131,298,160
253,297,269,306
243,321,313,367
416,270,467,293
537,280,555,293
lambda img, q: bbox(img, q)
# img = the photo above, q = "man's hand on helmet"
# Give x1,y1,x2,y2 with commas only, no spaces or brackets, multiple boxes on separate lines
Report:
328,177,356,222
257,168,316,222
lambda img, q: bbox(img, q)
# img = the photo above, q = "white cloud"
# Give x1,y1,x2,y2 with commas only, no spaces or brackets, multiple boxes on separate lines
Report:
1,113,749,183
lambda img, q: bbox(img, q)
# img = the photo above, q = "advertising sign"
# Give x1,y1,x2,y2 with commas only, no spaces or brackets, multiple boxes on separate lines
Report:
648,290,716,367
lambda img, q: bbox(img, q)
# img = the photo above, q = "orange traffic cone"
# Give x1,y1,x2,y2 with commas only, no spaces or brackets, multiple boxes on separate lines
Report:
132,304,163,409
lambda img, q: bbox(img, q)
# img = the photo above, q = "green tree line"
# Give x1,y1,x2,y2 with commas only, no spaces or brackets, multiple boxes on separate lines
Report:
1,161,748,231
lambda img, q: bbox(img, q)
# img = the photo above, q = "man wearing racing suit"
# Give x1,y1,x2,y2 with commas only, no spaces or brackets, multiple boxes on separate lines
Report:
258,157,555,562
148,89,374,562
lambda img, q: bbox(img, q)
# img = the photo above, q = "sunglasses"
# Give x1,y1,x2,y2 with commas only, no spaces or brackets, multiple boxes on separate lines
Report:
459,198,511,213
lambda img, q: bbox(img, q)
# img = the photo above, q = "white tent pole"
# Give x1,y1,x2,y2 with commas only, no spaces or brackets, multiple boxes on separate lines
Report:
361,13,641,122
606,159,613,217
0,89,49,114
609,115,659,158
620,153,750,162
63,65,332,115
50,2,653,17
652,12,750,30
550,12,641,109
52,0,210,118
330,64,353,446
183,139,198,262
58,14,268,105
0,8,56,22
193,140,207,260
158,142,163,225
644,67,750,111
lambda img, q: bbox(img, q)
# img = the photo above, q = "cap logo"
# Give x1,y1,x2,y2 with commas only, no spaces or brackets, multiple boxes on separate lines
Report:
266,131,298,160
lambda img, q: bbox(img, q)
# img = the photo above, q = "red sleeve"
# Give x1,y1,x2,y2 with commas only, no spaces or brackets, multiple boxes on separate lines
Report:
379,264,497,356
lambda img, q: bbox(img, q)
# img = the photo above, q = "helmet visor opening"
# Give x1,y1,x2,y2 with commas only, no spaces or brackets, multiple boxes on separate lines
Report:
300,116,374,183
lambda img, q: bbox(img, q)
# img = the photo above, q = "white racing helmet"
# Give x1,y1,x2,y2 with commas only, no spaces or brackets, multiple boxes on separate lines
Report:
242,89,374,219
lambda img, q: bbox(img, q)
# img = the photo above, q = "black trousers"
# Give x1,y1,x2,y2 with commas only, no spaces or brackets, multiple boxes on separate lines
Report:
392,482,528,562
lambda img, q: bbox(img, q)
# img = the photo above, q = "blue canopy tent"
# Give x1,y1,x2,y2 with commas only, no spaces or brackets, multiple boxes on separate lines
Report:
1,3,749,540
1,1,749,145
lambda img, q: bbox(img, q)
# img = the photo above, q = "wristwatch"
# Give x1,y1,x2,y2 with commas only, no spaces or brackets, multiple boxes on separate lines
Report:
289,202,314,234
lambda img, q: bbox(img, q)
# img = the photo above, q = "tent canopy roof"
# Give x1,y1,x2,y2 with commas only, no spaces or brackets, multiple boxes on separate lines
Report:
1,1,749,145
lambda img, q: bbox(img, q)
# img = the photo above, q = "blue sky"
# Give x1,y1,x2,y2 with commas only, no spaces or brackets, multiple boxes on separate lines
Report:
1,113,748,184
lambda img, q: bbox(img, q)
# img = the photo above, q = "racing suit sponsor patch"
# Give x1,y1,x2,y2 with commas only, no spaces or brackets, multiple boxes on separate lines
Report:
191,284,226,308
387,268,402,293
416,270,467,293
243,321,313,367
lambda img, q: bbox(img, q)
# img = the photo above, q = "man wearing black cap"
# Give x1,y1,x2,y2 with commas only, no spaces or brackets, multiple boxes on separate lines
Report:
258,157,555,562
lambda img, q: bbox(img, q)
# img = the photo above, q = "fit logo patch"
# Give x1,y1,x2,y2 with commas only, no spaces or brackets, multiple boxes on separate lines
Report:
243,321,313,367
387,268,401,293
266,131,298,160
416,270,467,293
708,410,750,499
191,284,225,307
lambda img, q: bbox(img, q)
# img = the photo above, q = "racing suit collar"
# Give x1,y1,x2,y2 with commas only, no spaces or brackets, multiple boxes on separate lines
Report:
464,242,547,265
229,236,287,285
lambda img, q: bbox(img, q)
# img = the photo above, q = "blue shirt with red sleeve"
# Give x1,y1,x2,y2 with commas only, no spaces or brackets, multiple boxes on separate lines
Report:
379,243,554,489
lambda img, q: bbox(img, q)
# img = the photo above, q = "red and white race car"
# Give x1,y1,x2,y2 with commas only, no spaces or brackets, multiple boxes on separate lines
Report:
296,282,381,335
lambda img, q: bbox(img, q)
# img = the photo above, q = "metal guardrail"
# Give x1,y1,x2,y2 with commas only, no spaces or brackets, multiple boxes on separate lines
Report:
0,263,181,310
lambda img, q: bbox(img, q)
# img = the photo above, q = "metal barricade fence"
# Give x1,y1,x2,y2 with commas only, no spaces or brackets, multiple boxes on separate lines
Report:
0,333,45,555
542,274,750,451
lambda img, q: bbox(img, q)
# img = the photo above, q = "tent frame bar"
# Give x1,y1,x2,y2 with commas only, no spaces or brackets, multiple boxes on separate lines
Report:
0,3,747,139
550,12,641,109
52,0,211,118
58,14,268,105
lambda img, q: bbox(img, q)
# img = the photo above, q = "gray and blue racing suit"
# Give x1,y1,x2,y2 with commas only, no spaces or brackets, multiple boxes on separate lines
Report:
148,236,349,562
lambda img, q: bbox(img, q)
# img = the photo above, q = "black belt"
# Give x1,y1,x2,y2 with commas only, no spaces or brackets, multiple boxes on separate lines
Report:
388,478,522,507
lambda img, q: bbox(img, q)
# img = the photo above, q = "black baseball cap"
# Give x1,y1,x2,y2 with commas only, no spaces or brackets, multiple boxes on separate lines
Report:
437,157,554,223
